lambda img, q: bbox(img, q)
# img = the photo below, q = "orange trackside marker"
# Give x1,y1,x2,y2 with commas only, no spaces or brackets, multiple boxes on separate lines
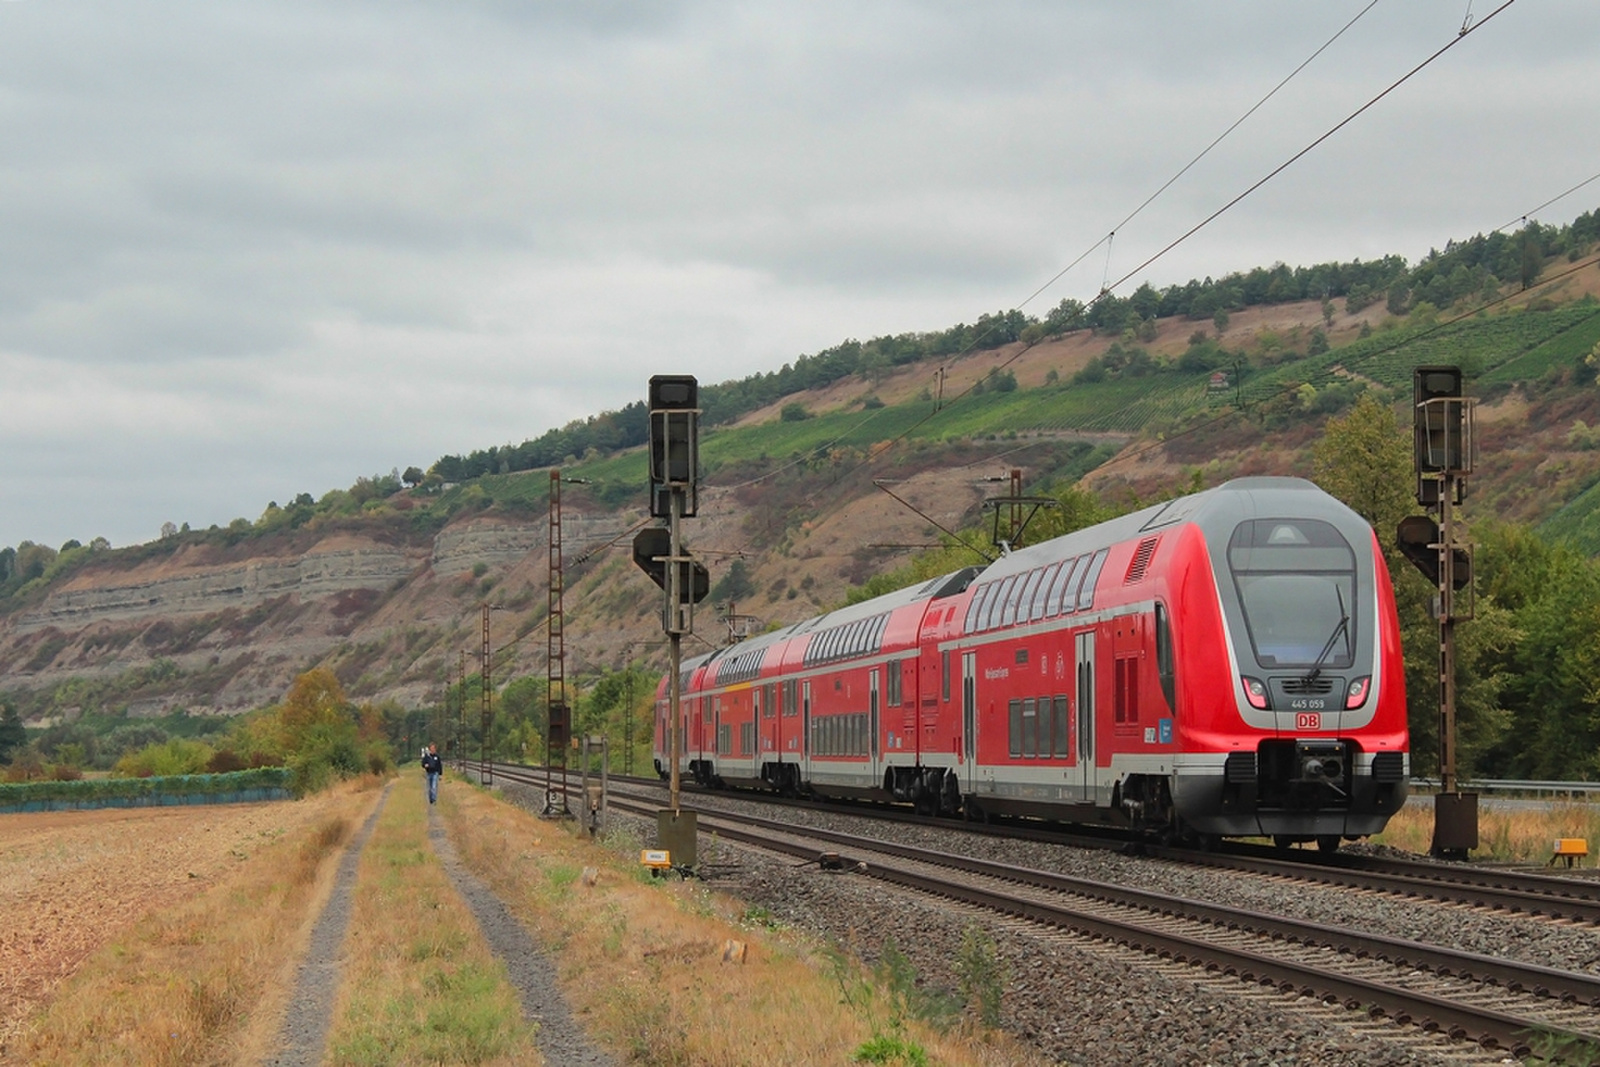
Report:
1551,839,1589,868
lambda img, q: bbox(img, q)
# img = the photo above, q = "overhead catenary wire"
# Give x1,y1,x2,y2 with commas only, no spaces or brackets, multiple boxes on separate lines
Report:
713,2,1497,504
1016,0,1384,316
1494,170,1600,234
1100,0,1519,300
716,5,1386,499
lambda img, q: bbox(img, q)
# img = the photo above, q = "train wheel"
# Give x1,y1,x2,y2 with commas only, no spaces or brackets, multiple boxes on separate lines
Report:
1316,835,1342,853
1272,835,1294,850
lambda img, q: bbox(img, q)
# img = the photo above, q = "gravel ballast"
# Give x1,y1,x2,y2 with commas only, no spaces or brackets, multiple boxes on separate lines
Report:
562,786,1584,1066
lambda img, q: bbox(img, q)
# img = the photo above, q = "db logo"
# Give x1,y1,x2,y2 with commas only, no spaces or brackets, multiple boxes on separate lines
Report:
1295,712,1322,730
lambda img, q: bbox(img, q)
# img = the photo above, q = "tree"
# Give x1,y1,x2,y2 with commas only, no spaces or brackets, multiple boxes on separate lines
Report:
1309,393,1413,534
1312,395,1511,777
1520,231,1543,290
1212,308,1229,336
710,559,757,605
0,701,26,764
278,668,353,752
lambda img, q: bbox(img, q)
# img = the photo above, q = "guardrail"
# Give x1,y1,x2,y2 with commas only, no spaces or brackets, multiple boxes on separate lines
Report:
1412,778,1600,798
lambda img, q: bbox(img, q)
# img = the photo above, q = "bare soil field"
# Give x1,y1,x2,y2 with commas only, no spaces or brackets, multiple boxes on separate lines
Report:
0,799,348,1052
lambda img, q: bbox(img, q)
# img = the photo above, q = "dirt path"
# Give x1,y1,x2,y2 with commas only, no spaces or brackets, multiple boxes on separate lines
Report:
261,784,391,1067
426,802,617,1066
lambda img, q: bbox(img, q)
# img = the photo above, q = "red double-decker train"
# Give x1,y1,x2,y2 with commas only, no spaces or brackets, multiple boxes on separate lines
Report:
653,477,1409,848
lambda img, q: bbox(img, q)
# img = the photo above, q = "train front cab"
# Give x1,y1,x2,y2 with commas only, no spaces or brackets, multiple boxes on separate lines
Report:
1169,502,1410,847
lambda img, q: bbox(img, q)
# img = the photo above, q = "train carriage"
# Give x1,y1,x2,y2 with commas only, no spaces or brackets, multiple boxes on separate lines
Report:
655,476,1409,847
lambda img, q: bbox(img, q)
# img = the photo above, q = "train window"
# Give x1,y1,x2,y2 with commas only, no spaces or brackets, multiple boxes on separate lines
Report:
1228,519,1356,668
999,571,1026,627
1008,699,1023,758
1077,549,1109,610
872,614,889,650
784,679,797,717
718,723,731,755
1010,569,1044,627
974,579,998,631
1053,695,1070,757
965,583,993,633
1154,603,1176,714
1021,697,1037,758
986,575,1018,630
1051,557,1082,615
1029,562,1061,621
941,650,951,702
887,660,902,706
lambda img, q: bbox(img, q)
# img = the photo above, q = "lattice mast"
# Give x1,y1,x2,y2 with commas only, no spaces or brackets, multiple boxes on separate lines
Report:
544,469,571,814
480,604,492,786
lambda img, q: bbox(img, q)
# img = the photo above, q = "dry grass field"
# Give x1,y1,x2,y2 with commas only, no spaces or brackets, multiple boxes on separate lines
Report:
4,774,1593,1065
1,781,386,1061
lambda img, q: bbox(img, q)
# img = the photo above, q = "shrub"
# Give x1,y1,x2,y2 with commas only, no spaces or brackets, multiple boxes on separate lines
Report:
206,749,249,774
114,738,214,778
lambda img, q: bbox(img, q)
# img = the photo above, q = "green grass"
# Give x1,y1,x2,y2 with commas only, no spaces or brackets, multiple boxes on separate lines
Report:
1538,474,1600,553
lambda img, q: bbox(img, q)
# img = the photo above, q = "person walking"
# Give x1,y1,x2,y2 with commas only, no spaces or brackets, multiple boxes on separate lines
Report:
422,743,443,804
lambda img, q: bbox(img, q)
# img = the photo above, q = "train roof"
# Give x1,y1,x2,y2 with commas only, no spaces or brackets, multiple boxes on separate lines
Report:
974,476,1363,584
674,478,1360,675
676,565,981,676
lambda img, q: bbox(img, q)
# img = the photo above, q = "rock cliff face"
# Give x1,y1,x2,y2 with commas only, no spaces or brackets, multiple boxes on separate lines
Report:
0,461,990,723
13,541,418,634
0,519,570,720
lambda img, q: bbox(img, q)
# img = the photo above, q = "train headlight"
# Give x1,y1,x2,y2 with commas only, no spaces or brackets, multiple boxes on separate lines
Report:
1241,676,1269,710
1344,676,1370,709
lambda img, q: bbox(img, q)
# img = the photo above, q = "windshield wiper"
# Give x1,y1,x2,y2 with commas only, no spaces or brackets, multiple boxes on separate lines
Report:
1302,587,1349,686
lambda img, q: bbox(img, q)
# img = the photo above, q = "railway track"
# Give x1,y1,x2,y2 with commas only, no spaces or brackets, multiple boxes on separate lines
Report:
481,761,1600,1059
556,766,1600,927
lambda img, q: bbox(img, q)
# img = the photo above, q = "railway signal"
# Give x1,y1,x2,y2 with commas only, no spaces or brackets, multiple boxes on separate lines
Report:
645,374,700,868
1405,364,1478,860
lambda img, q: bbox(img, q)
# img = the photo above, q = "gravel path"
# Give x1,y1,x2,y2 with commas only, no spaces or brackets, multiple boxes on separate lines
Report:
427,803,617,1066
263,784,390,1067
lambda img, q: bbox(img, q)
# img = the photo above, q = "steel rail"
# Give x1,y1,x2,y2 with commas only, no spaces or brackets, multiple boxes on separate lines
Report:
588,791,1587,1058
577,766,1600,925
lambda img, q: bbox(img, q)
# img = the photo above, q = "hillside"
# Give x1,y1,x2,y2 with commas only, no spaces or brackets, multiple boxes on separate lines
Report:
3,248,1600,728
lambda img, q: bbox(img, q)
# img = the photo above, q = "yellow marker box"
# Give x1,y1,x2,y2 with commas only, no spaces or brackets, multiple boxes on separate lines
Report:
640,849,672,869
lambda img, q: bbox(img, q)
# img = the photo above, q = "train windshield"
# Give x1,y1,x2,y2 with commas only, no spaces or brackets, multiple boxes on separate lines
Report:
1227,519,1356,669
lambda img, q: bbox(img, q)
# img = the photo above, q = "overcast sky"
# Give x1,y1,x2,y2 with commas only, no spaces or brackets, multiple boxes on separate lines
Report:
2,1,1596,550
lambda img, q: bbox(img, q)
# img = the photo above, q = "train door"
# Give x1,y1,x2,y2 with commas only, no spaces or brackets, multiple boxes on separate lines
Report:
869,668,881,785
802,680,813,781
1075,632,1096,803
961,650,977,791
